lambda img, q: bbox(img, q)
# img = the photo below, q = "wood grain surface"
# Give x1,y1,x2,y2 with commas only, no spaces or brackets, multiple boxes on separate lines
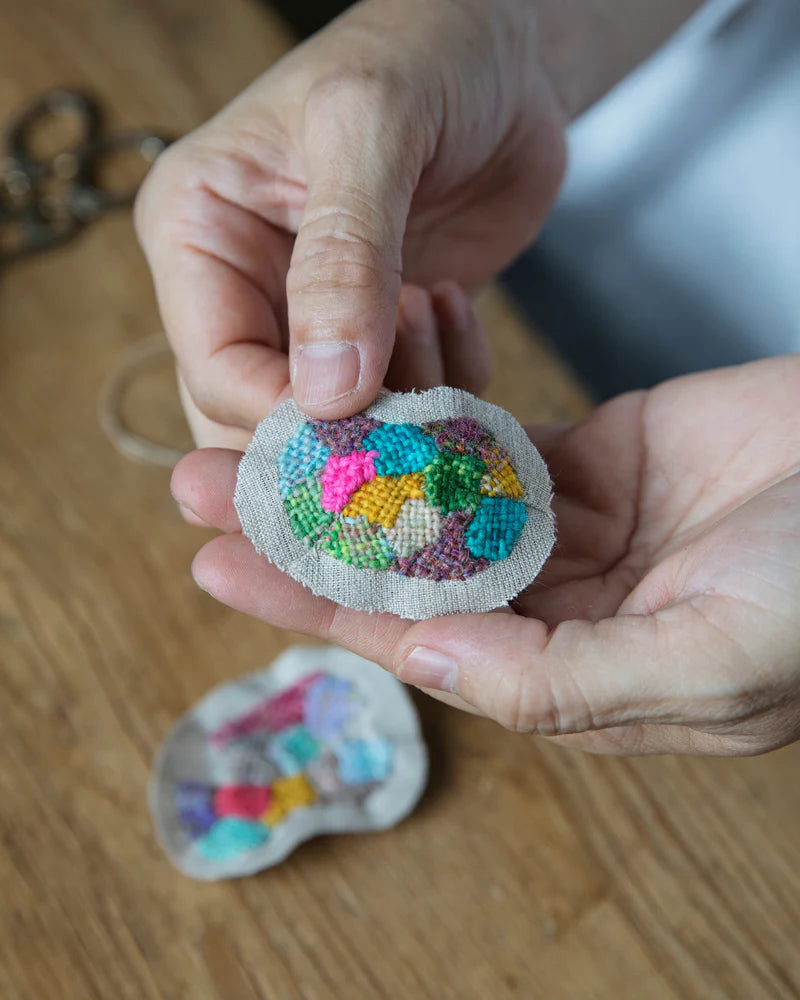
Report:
1,2,799,998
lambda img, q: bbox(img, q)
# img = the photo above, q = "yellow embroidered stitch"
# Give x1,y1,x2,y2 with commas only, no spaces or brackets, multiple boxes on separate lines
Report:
261,773,317,826
343,473,425,529
480,457,524,499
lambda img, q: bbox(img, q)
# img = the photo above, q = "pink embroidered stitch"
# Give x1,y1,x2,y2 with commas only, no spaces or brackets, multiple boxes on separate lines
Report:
210,672,324,746
214,784,273,819
320,451,379,513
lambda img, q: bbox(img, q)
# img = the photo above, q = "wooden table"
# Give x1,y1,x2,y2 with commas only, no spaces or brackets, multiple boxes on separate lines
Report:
1,2,799,998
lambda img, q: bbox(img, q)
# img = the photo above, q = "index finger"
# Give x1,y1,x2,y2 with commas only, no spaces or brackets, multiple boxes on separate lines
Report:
136,144,294,429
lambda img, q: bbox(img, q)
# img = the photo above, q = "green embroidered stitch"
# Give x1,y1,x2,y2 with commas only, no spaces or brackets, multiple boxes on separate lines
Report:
319,516,395,569
283,478,335,543
423,452,486,515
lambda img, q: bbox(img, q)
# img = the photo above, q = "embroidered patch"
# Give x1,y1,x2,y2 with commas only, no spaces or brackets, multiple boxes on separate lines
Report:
235,387,556,619
320,450,378,513
149,646,428,880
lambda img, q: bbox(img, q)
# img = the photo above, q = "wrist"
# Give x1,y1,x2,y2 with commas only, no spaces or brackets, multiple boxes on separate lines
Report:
531,0,706,118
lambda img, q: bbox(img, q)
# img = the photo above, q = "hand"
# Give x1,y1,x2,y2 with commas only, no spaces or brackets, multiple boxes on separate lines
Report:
135,0,566,448
171,358,800,756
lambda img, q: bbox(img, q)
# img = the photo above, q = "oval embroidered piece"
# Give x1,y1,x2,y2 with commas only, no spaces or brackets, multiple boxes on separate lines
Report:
235,387,556,619
149,646,427,880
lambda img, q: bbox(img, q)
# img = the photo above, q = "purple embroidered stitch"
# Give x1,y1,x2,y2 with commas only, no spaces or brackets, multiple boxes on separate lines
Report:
422,417,496,455
311,416,381,455
393,510,491,581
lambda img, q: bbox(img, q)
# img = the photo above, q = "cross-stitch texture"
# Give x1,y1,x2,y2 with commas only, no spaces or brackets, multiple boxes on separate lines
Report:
235,387,556,619
149,646,428,880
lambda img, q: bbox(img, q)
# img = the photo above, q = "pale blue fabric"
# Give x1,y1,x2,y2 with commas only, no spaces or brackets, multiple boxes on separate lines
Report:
504,0,800,397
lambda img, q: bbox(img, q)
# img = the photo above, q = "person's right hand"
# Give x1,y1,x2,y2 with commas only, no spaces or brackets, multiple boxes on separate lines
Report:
135,0,567,450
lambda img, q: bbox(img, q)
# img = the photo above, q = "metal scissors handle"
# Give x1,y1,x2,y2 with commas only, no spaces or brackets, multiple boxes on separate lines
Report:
0,88,171,264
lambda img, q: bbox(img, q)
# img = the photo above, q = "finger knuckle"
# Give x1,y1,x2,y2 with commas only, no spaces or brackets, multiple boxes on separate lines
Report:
132,163,160,240
303,65,432,178
506,668,601,737
299,196,393,252
180,373,233,429
305,65,407,126
133,139,193,240
288,258,389,298
288,212,401,298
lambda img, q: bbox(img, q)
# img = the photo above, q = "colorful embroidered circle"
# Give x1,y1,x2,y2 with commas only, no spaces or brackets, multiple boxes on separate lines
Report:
172,670,394,863
149,646,427,879
234,388,555,619
278,416,527,581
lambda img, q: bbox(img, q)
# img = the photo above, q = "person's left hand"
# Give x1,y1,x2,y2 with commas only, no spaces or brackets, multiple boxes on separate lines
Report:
171,357,800,756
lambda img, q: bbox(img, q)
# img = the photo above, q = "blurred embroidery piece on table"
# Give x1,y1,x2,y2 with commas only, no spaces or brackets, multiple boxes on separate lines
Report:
149,646,428,880
235,387,556,619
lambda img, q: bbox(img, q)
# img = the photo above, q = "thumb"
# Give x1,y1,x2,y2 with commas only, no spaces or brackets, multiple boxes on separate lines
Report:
287,75,427,417
394,604,755,735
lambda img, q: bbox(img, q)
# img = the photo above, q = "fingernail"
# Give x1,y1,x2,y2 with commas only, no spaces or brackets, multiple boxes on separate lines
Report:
399,646,458,693
293,342,360,406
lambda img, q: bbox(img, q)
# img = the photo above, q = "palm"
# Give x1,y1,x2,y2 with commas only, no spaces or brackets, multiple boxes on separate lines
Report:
501,361,800,753
174,359,800,757
524,361,800,621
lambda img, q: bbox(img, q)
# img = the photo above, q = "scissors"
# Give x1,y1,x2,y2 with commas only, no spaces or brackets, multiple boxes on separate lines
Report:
0,88,172,265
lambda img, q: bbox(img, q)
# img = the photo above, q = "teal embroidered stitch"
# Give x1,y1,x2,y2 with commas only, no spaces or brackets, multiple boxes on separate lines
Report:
362,422,440,475
270,725,321,775
337,738,395,785
195,817,271,861
465,497,527,560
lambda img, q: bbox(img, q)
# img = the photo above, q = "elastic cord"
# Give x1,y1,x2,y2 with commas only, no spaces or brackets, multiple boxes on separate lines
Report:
97,332,186,468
